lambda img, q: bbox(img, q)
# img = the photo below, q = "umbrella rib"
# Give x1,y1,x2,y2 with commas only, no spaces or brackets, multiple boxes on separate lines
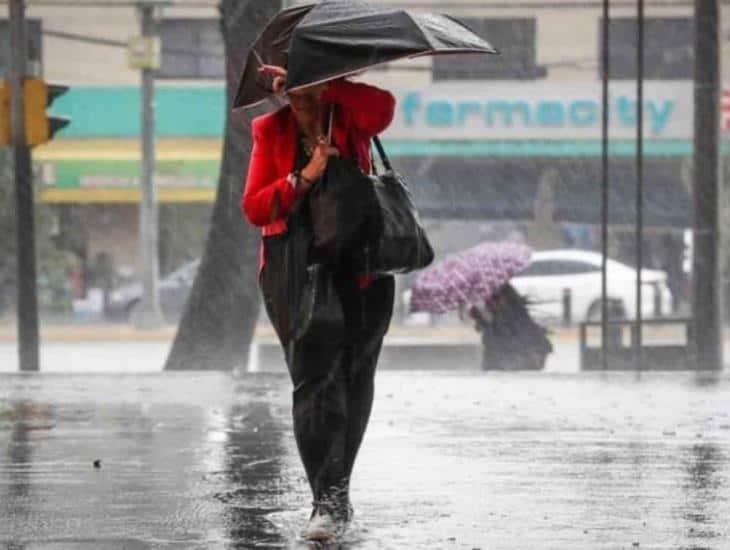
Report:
408,12,497,55
439,13,499,54
251,49,264,67
404,11,435,52
409,47,498,58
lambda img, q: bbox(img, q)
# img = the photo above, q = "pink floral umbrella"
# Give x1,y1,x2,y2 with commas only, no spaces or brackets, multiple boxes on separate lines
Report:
410,242,532,314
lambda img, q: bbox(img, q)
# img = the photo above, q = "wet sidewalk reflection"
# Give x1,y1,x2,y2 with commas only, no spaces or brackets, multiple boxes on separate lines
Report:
0,371,729,548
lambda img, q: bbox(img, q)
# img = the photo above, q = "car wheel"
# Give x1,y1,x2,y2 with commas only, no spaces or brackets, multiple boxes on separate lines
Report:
586,299,625,322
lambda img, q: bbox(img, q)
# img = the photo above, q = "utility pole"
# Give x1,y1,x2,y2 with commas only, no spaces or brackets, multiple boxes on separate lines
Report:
130,1,165,328
9,0,39,371
635,0,645,370
600,0,610,370
692,0,723,370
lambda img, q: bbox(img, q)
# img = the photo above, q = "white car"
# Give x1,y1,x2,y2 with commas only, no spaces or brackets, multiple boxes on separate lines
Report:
510,249,673,322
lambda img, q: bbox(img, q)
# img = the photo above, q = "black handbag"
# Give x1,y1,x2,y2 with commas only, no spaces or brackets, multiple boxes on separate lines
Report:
309,155,379,264
309,107,379,265
309,109,433,275
361,136,434,275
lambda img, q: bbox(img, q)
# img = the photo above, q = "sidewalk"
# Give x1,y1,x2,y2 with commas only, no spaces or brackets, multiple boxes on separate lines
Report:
0,370,728,548
0,320,579,344
1,320,711,374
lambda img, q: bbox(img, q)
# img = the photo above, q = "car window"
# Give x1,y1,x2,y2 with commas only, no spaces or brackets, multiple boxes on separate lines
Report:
554,260,600,274
520,260,552,276
520,259,599,276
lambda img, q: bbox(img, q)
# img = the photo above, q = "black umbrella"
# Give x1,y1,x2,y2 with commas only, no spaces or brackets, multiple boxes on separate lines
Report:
234,0,498,108
234,3,314,109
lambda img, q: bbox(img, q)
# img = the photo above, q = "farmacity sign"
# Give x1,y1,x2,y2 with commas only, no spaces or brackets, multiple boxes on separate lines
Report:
384,82,693,141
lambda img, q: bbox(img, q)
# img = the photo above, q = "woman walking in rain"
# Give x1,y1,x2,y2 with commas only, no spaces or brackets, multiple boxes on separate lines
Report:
468,283,552,371
242,64,395,542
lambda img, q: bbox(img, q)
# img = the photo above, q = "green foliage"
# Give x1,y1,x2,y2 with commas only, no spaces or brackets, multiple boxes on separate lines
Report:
35,204,75,313
0,150,75,316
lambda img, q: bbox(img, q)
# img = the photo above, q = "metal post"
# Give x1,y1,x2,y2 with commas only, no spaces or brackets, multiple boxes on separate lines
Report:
600,0,610,370
562,288,572,327
9,0,39,371
607,299,623,349
634,0,644,370
132,2,164,328
692,0,723,370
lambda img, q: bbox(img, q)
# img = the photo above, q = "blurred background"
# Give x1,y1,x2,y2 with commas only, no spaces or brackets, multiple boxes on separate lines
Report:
2,3,730,547
0,0,728,373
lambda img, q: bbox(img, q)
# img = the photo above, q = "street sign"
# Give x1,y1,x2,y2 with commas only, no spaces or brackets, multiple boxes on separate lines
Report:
127,36,161,70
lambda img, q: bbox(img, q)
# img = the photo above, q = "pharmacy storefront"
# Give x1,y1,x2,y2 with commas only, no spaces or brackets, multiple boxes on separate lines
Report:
38,80,718,274
36,87,225,277
382,81,701,227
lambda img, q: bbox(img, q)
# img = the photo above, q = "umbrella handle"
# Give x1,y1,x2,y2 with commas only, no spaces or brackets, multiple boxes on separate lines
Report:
252,49,264,67
327,106,334,144
252,50,271,86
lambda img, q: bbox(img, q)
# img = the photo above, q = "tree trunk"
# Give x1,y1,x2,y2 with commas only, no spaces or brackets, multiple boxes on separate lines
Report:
165,0,282,371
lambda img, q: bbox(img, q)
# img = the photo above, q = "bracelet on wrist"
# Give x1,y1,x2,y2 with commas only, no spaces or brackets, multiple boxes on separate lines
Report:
287,171,299,189
287,171,314,195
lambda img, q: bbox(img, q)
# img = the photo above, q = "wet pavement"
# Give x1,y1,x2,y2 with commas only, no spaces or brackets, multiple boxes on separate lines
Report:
0,338,580,374
1,370,729,549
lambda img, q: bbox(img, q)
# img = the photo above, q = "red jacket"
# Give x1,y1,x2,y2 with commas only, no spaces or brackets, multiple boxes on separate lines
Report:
242,79,396,246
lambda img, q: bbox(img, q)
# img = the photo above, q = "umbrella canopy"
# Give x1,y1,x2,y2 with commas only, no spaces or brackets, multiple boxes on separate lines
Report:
234,3,315,109
234,0,498,108
410,242,532,315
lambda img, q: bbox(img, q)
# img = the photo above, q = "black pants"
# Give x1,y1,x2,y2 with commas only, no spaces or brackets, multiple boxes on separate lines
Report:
260,235,394,512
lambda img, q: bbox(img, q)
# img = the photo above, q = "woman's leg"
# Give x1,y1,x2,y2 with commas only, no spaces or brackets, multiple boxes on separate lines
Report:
285,265,354,515
260,239,348,509
292,371,348,503
339,275,395,484
343,335,381,481
274,265,394,518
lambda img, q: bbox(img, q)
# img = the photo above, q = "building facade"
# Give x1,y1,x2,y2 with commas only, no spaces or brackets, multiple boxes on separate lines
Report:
1,0,728,295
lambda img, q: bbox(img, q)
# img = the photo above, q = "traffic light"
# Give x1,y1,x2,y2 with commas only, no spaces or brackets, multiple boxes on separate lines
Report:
0,78,70,147
24,78,70,146
0,80,9,146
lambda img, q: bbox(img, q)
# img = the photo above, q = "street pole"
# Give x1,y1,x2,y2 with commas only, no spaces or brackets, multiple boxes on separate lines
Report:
9,0,40,371
692,0,723,370
635,0,644,370
600,0,610,370
131,1,164,328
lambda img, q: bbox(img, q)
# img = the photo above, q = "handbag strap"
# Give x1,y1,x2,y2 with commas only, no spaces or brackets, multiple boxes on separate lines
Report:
372,135,392,172
329,103,389,175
